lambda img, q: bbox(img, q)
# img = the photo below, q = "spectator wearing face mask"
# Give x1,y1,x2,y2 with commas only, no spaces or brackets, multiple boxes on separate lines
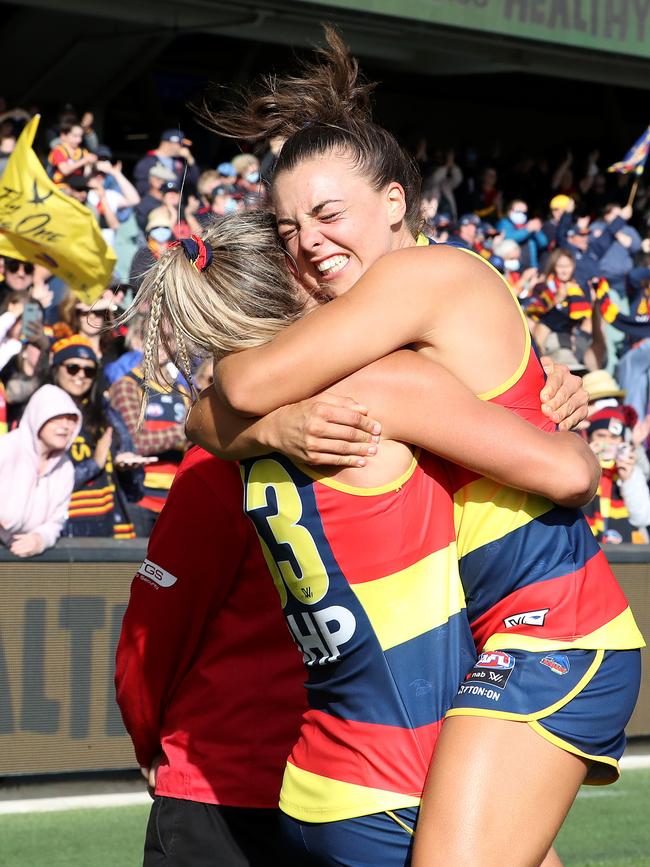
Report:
134,164,179,232
583,406,650,544
130,212,176,291
231,153,261,195
133,129,199,198
497,199,548,270
492,238,540,298
0,384,81,557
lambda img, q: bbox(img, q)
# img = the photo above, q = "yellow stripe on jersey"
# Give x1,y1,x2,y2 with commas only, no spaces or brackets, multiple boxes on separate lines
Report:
145,471,175,490
280,762,420,822
454,248,532,401
298,452,418,496
453,477,553,557
482,608,645,653
350,546,465,651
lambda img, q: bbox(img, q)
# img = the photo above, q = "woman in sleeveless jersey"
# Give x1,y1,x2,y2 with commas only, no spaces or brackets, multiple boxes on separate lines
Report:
182,30,643,867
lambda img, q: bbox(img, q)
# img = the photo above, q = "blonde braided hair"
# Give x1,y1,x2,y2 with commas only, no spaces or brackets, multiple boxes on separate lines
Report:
119,212,305,424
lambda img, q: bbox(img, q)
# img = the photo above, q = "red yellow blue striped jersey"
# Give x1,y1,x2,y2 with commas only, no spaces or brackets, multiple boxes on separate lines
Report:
241,450,475,822
449,255,644,656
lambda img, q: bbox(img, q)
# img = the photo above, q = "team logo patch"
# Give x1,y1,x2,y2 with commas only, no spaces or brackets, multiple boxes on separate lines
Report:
465,651,515,690
540,654,570,676
503,608,549,629
146,403,164,418
137,558,178,588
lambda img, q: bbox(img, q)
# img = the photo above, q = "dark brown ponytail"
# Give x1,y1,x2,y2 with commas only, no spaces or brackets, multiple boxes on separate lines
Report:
199,26,422,236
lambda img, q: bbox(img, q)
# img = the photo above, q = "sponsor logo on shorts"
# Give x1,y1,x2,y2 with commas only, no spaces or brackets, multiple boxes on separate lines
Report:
136,558,178,589
464,651,515,690
458,684,502,702
540,653,570,676
145,403,164,418
503,608,550,629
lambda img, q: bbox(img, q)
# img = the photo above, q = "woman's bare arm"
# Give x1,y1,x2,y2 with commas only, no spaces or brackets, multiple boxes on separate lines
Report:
191,348,599,507
215,245,449,416
339,351,599,508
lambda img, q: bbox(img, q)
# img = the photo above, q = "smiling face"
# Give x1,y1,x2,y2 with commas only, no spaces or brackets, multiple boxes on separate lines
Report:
55,356,97,398
38,414,78,453
553,254,575,283
272,153,411,298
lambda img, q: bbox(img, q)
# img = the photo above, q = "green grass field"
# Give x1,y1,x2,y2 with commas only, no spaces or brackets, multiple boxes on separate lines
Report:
1,770,649,867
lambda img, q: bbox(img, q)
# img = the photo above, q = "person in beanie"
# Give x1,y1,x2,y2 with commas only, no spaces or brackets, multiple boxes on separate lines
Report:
583,406,650,544
50,335,148,538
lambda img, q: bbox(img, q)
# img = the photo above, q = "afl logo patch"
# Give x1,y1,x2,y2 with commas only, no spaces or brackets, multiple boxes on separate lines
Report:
465,651,515,690
475,651,515,670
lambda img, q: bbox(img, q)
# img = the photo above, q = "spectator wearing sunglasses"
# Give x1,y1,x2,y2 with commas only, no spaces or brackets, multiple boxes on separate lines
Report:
50,335,147,538
1,256,34,298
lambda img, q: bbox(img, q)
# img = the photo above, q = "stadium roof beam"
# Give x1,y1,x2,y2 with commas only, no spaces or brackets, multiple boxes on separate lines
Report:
2,0,650,99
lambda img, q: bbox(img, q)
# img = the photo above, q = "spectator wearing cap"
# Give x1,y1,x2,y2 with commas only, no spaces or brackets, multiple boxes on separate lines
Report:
542,194,575,251
582,406,650,544
134,164,178,232
559,207,632,292
146,179,199,240
129,212,176,291
448,213,480,251
47,122,97,187
0,384,81,557
497,199,548,269
49,335,144,539
132,130,199,198
216,162,237,186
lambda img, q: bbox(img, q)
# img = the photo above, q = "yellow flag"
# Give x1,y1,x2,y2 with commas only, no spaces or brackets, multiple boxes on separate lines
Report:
0,115,116,304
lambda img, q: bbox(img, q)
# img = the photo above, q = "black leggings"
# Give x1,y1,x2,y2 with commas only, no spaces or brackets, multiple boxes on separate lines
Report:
143,797,314,867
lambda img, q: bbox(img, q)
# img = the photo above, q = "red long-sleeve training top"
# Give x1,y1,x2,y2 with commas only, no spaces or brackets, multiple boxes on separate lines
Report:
115,446,307,807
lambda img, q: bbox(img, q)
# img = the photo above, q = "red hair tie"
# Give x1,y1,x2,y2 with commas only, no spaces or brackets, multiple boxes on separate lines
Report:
177,234,213,272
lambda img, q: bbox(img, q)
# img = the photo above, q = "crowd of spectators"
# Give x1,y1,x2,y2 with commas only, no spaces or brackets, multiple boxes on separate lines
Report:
1,103,650,554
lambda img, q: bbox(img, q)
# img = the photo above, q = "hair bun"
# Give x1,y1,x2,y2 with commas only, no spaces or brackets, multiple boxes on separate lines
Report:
197,26,376,143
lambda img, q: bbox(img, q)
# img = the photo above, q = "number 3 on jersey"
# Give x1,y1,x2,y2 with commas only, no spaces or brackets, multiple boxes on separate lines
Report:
244,459,329,608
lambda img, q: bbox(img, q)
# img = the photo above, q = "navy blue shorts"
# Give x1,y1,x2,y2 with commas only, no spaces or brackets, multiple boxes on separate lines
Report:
447,648,642,783
280,807,417,867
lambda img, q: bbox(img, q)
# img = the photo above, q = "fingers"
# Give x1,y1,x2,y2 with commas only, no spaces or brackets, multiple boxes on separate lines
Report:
302,449,372,468
307,401,381,440
556,400,589,431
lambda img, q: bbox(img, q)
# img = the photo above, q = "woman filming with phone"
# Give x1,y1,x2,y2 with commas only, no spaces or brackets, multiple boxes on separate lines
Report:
583,405,650,544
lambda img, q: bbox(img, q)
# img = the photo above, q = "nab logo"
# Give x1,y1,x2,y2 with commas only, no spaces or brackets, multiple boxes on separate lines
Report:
466,650,516,690
503,608,549,629
137,559,177,588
